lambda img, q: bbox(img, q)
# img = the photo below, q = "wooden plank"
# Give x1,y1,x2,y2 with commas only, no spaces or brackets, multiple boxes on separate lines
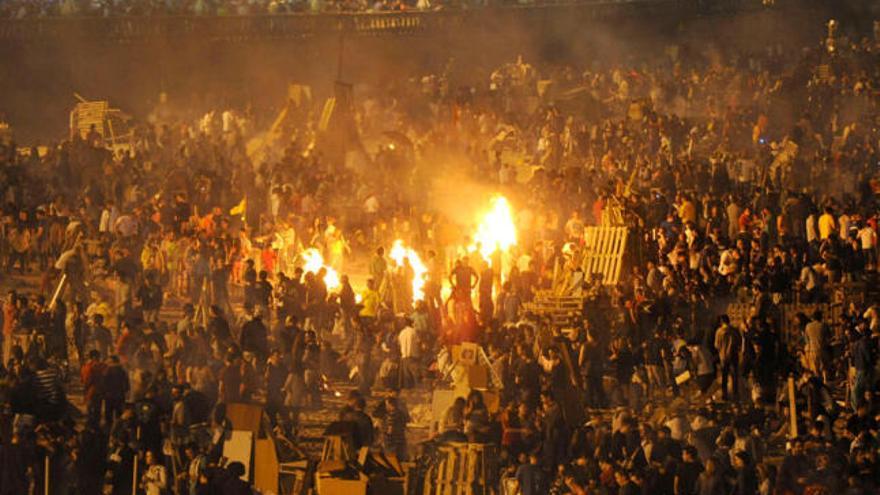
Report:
611,229,629,284
254,438,279,494
596,227,610,282
226,403,263,433
594,227,608,282
223,430,254,481
612,228,622,283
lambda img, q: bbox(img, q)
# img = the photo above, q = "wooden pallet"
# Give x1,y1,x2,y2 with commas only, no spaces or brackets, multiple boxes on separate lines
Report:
582,226,628,286
424,443,496,495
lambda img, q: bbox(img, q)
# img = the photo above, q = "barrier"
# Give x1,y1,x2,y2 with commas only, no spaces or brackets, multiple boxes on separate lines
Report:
0,1,702,40
726,278,880,344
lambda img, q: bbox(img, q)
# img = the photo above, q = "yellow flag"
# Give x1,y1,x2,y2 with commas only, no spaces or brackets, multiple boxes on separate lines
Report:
230,197,246,217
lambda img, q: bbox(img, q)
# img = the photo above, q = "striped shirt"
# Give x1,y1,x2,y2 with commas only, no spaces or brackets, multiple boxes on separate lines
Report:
34,367,62,405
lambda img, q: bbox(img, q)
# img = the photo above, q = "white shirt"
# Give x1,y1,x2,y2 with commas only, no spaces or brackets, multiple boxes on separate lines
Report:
806,214,817,243
99,206,118,233
398,326,418,359
114,214,138,237
718,249,738,276
858,226,876,250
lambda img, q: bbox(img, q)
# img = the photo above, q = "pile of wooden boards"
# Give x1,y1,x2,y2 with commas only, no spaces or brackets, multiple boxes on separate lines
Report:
422,442,498,495
315,423,406,495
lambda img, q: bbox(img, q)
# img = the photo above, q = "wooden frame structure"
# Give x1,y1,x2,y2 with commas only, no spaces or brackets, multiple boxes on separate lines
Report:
581,225,628,286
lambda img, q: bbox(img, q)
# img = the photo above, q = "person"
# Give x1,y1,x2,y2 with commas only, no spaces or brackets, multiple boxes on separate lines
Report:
714,315,741,401
208,305,232,346
397,317,419,389
732,451,758,495
478,261,494,322
137,273,164,324
219,353,244,404
369,246,387,287
243,259,257,308
221,462,253,494
86,313,113,362
81,349,106,424
77,422,109,495
697,457,726,495
359,278,380,329
170,385,192,450
804,310,828,382
338,274,357,340
6,221,31,274
449,257,478,302
253,270,273,317
103,354,129,425
818,206,836,240
675,445,704,495
339,394,374,450
240,312,268,364
380,396,408,460
439,397,467,442
464,390,491,443
849,323,873,410
3,290,17,365
141,450,168,495
616,469,640,495
182,443,207,495
515,453,547,495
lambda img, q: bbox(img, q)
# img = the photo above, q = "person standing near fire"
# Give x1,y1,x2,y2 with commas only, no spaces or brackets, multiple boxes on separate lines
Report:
449,256,479,303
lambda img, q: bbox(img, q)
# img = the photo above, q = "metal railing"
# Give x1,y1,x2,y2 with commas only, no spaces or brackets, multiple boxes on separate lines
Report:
0,1,696,40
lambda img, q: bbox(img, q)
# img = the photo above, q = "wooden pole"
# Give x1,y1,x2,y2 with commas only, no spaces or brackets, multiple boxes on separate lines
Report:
44,455,49,495
132,426,141,495
788,376,798,438
48,273,67,310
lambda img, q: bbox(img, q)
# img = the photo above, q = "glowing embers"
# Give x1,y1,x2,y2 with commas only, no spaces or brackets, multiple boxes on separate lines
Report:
300,247,340,291
389,239,428,301
469,195,517,263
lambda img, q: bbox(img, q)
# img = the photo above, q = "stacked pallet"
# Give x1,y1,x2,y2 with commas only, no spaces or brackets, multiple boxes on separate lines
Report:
423,443,498,495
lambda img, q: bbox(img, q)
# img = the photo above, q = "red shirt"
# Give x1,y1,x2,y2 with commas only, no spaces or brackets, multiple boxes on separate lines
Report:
738,211,751,233
81,360,107,402
115,331,135,364
3,302,16,337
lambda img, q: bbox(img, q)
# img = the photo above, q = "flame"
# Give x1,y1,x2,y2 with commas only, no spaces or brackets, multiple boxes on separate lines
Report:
470,195,517,263
389,239,428,301
300,248,340,291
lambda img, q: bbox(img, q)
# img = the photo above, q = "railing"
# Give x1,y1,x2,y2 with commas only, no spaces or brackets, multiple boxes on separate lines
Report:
0,0,699,40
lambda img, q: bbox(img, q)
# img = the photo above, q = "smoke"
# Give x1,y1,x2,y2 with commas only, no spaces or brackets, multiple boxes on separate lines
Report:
428,167,499,228
0,3,843,144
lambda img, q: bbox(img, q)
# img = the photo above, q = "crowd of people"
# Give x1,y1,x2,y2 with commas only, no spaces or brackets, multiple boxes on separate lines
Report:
1,14,880,495
0,0,574,19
